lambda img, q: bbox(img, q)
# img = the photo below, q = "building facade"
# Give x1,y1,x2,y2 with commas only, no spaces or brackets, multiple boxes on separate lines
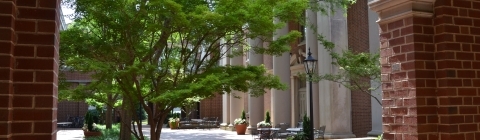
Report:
219,0,382,138
57,71,91,122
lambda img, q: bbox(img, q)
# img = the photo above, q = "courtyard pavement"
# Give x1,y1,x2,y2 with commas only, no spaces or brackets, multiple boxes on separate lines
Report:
57,127,252,140
56,126,377,140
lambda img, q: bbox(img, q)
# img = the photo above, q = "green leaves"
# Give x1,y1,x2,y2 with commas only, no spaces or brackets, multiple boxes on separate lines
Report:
311,21,381,105
60,0,356,138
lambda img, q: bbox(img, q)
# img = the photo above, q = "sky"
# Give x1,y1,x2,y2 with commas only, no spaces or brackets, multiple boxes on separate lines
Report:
61,4,74,24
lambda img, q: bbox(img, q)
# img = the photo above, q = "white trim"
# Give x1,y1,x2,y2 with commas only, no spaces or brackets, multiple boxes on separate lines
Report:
378,11,434,25
369,0,435,24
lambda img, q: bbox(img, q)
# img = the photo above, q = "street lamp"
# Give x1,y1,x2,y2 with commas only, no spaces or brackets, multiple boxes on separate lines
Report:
303,48,317,140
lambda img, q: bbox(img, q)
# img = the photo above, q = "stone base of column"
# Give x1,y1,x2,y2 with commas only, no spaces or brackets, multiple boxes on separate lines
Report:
220,123,229,130
324,133,356,139
367,130,382,136
246,126,257,134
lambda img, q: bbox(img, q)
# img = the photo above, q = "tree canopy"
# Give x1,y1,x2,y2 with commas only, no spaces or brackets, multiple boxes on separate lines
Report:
60,0,359,139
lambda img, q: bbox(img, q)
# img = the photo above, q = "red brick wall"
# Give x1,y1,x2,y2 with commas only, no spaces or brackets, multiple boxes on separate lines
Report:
57,101,89,122
379,16,436,140
62,71,92,81
57,71,91,122
434,0,480,139
347,0,372,137
200,94,223,122
0,0,60,139
378,0,480,140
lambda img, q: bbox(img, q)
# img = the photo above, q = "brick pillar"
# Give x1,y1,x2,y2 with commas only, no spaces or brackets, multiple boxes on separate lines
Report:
0,1,16,139
348,0,372,137
370,0,480,139
0,0,60,139
370,0,436,139
434,0,480,139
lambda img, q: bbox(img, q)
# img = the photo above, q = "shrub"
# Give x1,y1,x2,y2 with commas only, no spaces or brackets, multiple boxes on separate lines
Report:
265,111,270,123
85,124,149,140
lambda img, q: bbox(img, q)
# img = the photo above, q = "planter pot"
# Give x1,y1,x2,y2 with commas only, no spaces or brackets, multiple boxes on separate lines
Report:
235,124,247,135
84,131,102,138
169,122,178,129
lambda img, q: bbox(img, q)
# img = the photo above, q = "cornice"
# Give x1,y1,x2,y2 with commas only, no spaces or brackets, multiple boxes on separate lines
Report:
368,0,435,24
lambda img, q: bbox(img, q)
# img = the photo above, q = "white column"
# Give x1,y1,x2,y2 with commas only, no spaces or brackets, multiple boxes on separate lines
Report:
317,7,332,133
229,45,245,130
272,21,291,125
248,38,264,131
306,8,320,129
222,93,230,128
221,40,231,129
317,8,355,138
367,2,382,136
290,76,296,127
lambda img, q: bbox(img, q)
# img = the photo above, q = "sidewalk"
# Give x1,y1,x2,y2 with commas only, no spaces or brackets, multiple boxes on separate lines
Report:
56,127,253,140
56,126,377,140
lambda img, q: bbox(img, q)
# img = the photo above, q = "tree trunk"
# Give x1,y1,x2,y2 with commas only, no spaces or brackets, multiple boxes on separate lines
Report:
119,102,132,140
147,102,154,125
106,104,113,129
149,117,158,140
150,112,167,140
106,94,114,129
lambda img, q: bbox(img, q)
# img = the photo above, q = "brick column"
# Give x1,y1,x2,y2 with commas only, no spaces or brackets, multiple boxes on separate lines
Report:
434,0,480,139
370,0,480,139
0,0,60,139
370,0,436,139
0,1,16,139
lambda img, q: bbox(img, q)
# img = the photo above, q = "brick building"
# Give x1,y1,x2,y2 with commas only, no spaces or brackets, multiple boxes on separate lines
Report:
57,71,91,122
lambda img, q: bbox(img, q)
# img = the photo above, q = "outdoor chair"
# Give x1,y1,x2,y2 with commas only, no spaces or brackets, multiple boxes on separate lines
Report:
251,129,259,140
296,121,303,128
314,125,326,139
209,117,219,128
276,123,291,139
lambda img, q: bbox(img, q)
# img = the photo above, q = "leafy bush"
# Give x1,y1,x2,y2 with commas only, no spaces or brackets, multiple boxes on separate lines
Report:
87,109,101,124
84,111,100,132
302,114,311,139
85,124,149,140
287,114,311,140
376,134,383,140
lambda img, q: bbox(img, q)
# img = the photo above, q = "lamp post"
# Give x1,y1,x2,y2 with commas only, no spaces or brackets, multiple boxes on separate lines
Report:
303,48,317,140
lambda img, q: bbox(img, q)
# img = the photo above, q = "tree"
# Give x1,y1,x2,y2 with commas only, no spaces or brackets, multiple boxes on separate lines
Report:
58,72,121,129
60,0,305,139
312,19,382,105
61,0,355,139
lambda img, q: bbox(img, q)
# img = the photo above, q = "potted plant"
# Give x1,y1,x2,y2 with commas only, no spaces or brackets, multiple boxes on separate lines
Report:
287,114,311,140
83,111,102,138
256,111,272,139
169,117,179,129
257,111,272,128
234,110,248,135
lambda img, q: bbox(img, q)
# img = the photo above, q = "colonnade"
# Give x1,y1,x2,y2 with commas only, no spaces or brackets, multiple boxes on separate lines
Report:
220,5,382,138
